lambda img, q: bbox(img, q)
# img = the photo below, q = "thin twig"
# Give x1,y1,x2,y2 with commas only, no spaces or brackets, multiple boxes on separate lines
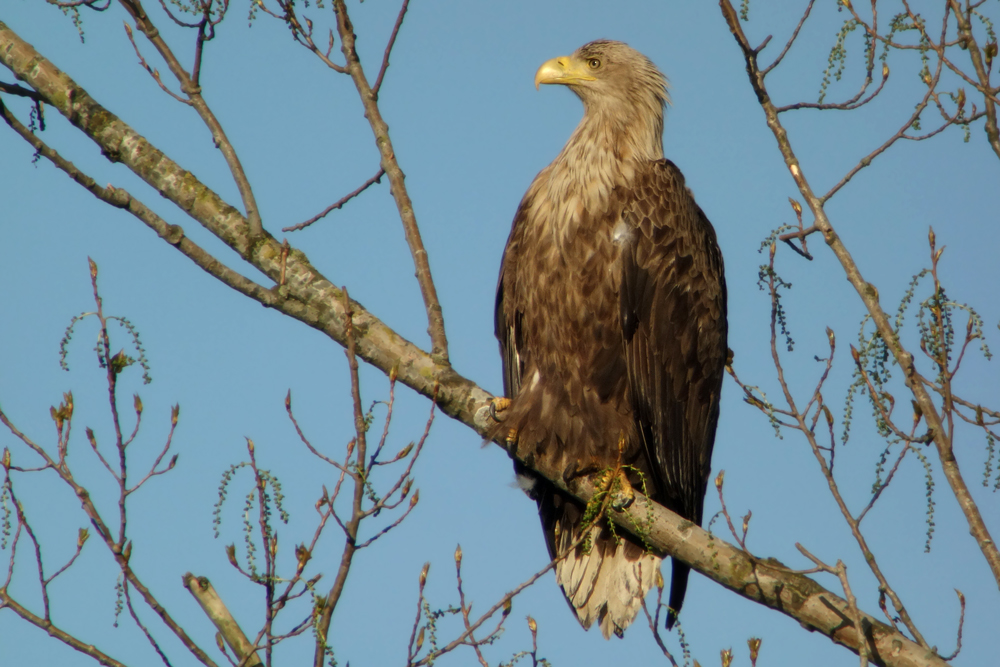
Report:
123,23,190,105
126,405,179,494
0,80,44,101
368,373,396,467
776,66,888,113
257,0,347,73
333,0,450,362
123,580,174,667
778,224,817,260
761,0,816,76
796,546,870,667
640,568,680,667
312,288,367,667
454,546,490,667
285,393,348,471
118,0,263,235
371,0,410,99
940,589,966,661
282,168,385,232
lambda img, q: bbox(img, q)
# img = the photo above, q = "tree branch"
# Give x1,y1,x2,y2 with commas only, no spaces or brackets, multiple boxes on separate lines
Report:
117,0,264,236
332,0,450,362
371,0,409,99
183,573,264,667
0,19,480,428
282,167,385,232
0,591,130,667
718,0,1000,590
0,20,956,666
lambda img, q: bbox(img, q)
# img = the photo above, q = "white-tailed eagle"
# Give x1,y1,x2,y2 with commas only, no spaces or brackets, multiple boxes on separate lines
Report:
493,40,727,638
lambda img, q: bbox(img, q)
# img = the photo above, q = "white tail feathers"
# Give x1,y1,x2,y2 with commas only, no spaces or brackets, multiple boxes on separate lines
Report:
554,518,660,638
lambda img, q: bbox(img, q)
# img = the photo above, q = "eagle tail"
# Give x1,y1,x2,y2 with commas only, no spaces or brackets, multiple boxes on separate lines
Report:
548,496,660,639
665,560,690,629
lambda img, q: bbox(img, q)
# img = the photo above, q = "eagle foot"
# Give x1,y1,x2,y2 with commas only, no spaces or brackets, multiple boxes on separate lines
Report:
599,468,635,512
489,397,512,422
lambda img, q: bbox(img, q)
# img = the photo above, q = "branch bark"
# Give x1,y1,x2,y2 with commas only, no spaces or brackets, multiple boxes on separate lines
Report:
0,19,950,667
182,573,264,667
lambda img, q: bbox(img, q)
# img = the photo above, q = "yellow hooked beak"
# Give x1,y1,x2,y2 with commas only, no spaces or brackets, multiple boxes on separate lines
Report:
534,56,597,90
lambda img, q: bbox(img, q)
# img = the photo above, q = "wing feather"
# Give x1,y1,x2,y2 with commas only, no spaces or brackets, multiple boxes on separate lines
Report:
496,202,529,400
619,160,728,624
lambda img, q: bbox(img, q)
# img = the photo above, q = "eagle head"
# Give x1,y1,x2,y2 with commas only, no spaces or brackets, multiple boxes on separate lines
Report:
534,40,669,112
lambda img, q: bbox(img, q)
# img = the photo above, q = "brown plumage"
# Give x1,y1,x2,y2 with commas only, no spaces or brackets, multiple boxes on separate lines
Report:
494,41,727,638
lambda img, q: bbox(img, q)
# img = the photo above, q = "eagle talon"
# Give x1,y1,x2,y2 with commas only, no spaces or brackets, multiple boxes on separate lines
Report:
610,474,636,511
490,397,511,423
612,491,635,512
598,468,636,512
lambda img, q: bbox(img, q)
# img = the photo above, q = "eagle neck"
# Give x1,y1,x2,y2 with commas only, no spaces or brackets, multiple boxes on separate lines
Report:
531,103,663,246
575,100,665,165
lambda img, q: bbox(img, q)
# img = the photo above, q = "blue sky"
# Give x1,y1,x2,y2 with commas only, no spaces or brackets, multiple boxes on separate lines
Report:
2,1,998,666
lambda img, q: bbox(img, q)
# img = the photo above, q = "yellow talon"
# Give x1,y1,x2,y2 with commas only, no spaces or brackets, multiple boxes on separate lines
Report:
598,466,635,511
490,397,512,422
610,470,635,511
608,433,635,510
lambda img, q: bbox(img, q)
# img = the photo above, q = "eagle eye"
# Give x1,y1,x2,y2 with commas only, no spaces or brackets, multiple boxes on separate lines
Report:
588,58,601,69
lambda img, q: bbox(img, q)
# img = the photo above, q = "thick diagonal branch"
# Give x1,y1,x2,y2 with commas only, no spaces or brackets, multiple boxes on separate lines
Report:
183,574,264,667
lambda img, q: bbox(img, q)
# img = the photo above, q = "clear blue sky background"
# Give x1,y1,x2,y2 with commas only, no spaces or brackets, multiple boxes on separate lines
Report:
2,1,998,666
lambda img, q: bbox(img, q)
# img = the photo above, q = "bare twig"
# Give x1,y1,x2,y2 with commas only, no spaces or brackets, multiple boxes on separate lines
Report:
117,0,263,235
822,79,938,202
0,80,43,101
640,571,681,667
123,22,190,105
940,589,965,661
371,0,410,99
0,592,130,667
285,393,347,471
282,168,385,232
312,289,368,667
122,580,173,667
256,0,347,73
127,405,179,493
796,545,870,667
776,60,888,114
761,0,816,76
332,0,450,362
454,546,490,667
